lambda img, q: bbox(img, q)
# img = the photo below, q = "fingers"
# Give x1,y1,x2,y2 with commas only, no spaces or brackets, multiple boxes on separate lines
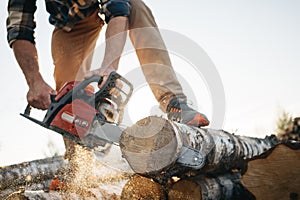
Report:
27,85,57,110
84,66,116,88
84,70,96,79
99,75,108,88
84,68,106,79
27,94,51,110
50,89,57,95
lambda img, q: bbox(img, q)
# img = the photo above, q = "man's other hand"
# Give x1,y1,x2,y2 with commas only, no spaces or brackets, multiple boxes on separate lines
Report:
84,66,116,88
27,80,57,110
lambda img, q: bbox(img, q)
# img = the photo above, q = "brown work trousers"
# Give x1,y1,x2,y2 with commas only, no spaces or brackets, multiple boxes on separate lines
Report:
51,0,186,165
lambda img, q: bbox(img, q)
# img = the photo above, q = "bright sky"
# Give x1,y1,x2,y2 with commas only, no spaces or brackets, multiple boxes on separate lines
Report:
1,0,300,166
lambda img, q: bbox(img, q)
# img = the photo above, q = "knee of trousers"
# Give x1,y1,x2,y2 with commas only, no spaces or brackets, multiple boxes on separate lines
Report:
128,0,157,28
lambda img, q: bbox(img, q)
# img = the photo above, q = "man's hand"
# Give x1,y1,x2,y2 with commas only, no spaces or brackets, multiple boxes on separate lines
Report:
27,79,56,110
84,65,116,88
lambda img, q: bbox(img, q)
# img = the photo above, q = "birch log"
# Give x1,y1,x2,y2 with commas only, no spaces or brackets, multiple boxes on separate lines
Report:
4,184,124,200
120,116,278,176
168,173,255,200
0,156,66,198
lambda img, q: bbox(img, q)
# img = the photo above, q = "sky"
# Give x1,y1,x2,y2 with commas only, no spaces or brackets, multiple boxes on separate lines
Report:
0,0,300,166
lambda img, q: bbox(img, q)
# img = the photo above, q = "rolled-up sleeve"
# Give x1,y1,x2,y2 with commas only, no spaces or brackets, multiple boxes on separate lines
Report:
6,0,37,47
100,0,131,23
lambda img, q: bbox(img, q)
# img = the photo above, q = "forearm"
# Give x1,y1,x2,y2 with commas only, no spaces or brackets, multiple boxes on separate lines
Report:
102,16,129,70
12,40,43,87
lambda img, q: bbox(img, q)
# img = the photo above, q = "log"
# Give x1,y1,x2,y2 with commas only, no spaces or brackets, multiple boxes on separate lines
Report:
0,156,66,190
4,183,125,200
121,175,166,200
242,142,300,200
120,116,277,177
1,148,133,199
277,117,300,142
168,173,255,200
0,156,67,198
120,172,254,200
4,116,297,199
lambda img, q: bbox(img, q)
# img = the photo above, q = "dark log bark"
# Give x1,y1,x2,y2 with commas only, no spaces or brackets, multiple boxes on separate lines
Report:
242,142,300,200
120,116,277,176
168,173,255,200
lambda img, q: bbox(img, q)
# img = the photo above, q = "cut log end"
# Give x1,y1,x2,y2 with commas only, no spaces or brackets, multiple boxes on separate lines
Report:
168,180,202,200
121,175,165,200
120,116,179,174
242,143,300,199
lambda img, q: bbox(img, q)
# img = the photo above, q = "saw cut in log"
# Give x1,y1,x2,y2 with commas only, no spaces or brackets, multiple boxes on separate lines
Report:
242,141,300,200
121,175,166,200
168,173,255,200
120,116,277,176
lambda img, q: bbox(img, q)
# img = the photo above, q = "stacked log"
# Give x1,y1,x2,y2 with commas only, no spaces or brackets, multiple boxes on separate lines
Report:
1,153,131,199
121,175,166,200
277,117,300,141
168,172,255,200
0,156,67,198
242,142,300,199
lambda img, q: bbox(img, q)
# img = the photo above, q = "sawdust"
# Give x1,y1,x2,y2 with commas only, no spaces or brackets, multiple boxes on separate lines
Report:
52,144,130,199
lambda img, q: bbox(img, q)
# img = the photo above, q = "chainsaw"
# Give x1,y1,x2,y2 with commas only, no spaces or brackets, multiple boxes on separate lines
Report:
20,72,133,149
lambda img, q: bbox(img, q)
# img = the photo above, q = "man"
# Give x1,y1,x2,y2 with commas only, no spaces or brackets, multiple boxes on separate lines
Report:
7,0,209,179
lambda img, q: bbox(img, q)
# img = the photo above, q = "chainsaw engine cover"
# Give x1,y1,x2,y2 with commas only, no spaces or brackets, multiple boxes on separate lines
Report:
50,99,98,138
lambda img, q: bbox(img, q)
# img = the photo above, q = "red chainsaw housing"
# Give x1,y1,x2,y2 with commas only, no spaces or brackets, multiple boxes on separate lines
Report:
50,99,98,138
51,81,97,138
55,81,94,101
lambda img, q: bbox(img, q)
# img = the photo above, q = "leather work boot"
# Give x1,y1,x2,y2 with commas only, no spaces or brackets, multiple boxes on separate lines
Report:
166,97,210,127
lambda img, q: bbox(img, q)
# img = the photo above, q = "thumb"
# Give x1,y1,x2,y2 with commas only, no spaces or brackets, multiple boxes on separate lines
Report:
84,70,95,79
50,89,57,95
98,75,108,89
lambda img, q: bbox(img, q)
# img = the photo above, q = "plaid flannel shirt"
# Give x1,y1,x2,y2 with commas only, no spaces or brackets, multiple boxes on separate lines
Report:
6,0,131,46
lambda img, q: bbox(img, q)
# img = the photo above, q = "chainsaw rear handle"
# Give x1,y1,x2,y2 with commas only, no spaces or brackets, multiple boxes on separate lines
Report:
21,91,60,127
22,94,57,116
